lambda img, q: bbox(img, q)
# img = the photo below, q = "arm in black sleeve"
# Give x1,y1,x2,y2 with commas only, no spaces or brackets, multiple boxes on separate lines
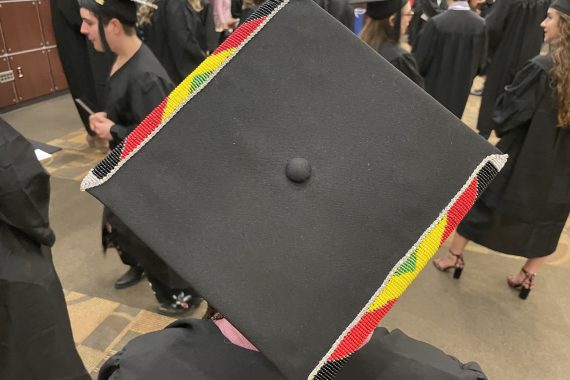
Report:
492,60,548,137
111,73,172,141
413,19,437,76
477,29,489,76
485,0,509,60
392,53,425,89
131,73,173,126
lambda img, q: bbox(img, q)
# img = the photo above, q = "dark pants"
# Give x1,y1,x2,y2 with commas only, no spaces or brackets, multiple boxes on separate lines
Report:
102,207,200,307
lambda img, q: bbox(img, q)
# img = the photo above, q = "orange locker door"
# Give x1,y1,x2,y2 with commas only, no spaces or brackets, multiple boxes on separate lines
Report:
0,1,45,53
0,57,18,108
9,50,54,102
0,23,6,55
37,0,56,46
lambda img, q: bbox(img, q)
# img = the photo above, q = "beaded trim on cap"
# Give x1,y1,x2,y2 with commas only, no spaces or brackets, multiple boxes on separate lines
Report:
81,0,288,191
81,0,508,377
311,154,507,380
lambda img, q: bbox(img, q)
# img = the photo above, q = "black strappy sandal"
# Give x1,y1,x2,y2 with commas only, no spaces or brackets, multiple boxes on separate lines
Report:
507,268,536,300
433,250,465,279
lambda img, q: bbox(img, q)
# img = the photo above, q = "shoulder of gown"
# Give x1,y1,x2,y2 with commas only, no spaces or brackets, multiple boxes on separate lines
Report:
390,51,426,89
492,54,551,137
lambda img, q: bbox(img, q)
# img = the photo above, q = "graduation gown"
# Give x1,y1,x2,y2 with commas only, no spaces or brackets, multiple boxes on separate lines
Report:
476,0,549,136
408,0,447,49
378,41,425,89
414,7,486,118
142,0,208,85
314,0,355,31
102,45,191,289
51,0,99,133
0,119,89,380
458,55,570,258
104,44,174,146
98,319,487,380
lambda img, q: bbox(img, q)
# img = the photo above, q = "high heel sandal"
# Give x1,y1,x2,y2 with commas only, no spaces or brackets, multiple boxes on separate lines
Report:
433,250,465,279
507,268,536,300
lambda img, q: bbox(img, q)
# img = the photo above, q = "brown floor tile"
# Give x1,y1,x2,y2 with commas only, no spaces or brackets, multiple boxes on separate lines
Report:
82,314,133,352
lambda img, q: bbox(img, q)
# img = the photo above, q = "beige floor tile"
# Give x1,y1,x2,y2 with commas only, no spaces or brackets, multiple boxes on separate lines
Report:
67,296,119,344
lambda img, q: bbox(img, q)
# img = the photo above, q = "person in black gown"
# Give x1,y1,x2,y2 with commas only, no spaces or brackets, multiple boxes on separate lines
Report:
98,315,487,380
138,0,209,85
79,0,198,314
434,0,570,300
408,0,447,49
51,0,100,135
357,0,424,88
0,118,89,380
476,0,549,139
315,0,355,31
413,0,486,118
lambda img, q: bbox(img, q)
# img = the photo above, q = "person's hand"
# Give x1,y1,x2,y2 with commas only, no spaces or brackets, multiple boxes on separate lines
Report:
89,112,114,141
225,18,238,31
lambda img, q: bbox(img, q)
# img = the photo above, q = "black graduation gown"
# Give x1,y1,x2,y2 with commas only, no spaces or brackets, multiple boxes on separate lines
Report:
51,0,99,133
142,0,208,85
0,119,89,380
378,41,425,89
413,8,486,118
102,45,191,289
87,45,115,111
98,319,487,380
408,0,448,49
314,0,355,31
458,55,570,258
476,0,549,136
104,44,173,146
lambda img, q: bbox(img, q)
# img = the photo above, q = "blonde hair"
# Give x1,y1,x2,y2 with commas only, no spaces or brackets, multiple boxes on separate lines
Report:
552,12,570,127
137,0,155,27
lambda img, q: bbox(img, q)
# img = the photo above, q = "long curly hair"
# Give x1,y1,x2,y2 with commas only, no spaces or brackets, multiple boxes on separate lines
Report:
552,12,570,127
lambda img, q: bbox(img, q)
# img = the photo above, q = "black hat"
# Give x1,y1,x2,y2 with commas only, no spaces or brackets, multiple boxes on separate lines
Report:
350,0,408,20
552,0,570,16
78,0,140,26
82,0,506,379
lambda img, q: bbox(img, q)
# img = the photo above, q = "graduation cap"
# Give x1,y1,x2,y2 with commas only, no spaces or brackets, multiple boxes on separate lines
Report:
78,0,156,26
552,0,570,16
82,0,506,378
351,0,408,20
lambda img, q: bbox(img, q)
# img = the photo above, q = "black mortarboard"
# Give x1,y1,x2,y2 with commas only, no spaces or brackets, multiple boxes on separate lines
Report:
351,0,408,20
552,0,570,16
82,1,506,379
78,0,154,26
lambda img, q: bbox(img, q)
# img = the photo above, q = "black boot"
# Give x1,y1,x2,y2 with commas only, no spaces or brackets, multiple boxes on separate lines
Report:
114,266,144,289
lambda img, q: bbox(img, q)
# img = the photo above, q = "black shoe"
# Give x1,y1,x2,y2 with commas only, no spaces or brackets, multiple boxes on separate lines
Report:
157,303,190,316
156,291,194,316
114,267,144,289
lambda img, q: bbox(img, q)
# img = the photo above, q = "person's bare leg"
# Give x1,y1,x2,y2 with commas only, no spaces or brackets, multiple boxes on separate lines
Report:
507,255,550,286
434,232,469,269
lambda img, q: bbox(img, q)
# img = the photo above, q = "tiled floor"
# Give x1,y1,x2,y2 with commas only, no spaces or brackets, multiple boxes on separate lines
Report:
65,290,177,377
3,73,570,379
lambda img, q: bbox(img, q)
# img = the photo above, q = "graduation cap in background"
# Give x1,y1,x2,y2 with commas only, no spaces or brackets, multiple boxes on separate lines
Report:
350,0,408,20
82,0,506,378
552,0,570,15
